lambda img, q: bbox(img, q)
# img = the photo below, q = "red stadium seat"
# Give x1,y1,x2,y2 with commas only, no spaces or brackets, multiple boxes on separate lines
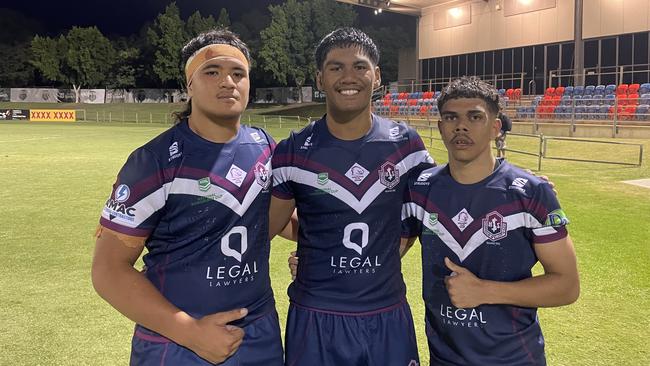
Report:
383,99,391,106
408,99,417,106
506,89,514,99
627,93,639,105
554,86,565,96
398,92,408,100
628,84,640,95
419,106,429,115
616,84,629,96
551,95,562,105
514,88,522,100
545,87,555,96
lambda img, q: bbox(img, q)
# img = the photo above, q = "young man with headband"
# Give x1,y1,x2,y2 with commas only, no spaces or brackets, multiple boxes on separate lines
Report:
401,76,579,365
269,27,432,366
92,29,283,365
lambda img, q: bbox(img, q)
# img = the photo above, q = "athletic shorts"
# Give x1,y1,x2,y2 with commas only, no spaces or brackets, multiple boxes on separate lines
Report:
284,300,420,366
130,310,284,366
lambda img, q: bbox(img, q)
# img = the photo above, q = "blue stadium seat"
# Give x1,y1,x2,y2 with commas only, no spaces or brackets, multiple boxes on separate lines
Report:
575,106,586,119
636,104,650,120
604,94,616,106
605,84,616,95
532,95,543,106
640,83,650,95
498,88,506,96
584,85,595,95
598,105,610,119
573,95,583,105
527,106,536,118
564,86,574,95
582,95,593,106
640,93,650,105
594,85,606,96
586,105,599,119
573,85,585,96
434,91,441,98
561,95,572,106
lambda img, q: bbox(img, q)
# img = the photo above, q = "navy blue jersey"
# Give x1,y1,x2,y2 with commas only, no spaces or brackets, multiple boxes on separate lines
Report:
100,120,276,326
402,160,569,366
272,114,434,312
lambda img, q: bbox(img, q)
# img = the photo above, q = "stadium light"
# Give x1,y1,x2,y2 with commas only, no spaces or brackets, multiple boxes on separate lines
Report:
448,7,463,18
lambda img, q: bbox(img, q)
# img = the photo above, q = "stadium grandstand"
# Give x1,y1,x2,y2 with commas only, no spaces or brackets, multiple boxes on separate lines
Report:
338,0,650,137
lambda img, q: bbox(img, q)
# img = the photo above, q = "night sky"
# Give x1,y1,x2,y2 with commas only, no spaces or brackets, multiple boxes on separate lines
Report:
1,0,414,37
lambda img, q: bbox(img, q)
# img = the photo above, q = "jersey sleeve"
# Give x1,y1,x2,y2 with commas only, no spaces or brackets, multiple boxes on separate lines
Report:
526,182,569,244
271,137,295,200
99,147,167,238
401,174,423,238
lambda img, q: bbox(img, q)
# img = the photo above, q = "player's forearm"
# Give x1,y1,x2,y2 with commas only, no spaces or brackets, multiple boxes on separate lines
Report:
399,237,416,258
481,272,580,308
91,262,197,346
277,209,298,241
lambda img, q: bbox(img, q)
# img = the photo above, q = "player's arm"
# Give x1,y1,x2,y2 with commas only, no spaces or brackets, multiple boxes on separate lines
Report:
444,235,579,308
400,236,417,258
91,226,246,364
268,196,296,240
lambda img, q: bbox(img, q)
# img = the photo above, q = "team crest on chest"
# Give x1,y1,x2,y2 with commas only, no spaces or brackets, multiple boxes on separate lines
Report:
452,208,473,231
345,163,369,185
378,162,400,189
254,162,271,189
226,164,247,187
482,211,508,241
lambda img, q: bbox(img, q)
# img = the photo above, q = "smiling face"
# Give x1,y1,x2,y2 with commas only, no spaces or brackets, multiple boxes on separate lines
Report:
317,46,380,122
188,56,249,123
438,97,501,164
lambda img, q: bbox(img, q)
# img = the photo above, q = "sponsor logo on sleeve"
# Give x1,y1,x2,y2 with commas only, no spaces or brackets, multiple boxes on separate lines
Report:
414,172,432,185
545,209,569,227
104,184,136,222
509,177,528,192
300,134,313,150
249,132,263,143
389,126,400,139
168,141,182,162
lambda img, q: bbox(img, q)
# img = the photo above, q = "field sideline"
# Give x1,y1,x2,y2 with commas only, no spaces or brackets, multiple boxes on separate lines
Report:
0,120,648,365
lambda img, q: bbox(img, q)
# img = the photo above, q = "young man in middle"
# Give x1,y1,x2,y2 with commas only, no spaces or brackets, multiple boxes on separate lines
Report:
269,27,433,366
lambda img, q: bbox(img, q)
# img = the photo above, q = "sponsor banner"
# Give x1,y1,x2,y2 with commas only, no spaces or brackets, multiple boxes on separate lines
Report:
30,109,76,122
57,89,76,103
0,109,29,121
254,86,313,104
105,89,185,103
10,88,59,102
80,89,106,104
0,88,10,102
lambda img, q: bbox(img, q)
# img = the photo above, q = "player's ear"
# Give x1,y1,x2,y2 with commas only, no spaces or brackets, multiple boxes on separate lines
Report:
374,66,381,88
187,81,193,98
492,115,502,139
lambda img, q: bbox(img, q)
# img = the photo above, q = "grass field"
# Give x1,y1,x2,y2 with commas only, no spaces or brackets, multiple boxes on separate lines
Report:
1,117,649,365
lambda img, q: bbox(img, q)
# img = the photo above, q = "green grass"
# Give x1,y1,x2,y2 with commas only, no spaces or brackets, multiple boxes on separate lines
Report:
0,120,649,365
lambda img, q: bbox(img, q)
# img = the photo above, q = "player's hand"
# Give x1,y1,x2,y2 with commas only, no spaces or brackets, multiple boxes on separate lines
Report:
184,308,247,364
443,258,485,309
288,251,298,280
525,169,557,195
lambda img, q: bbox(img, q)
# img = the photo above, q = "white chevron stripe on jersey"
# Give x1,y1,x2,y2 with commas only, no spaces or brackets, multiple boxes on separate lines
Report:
274,150,430,214
102,162,270,228
402,202,556,262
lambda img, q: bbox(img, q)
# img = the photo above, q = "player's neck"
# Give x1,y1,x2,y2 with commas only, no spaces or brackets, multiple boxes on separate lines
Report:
188,113,240,143
448,152,497,185
325,106,372,140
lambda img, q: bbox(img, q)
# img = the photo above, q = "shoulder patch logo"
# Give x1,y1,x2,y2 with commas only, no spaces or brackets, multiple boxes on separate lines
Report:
452,208,473,231
379,162,400,189
345,163,369,185
300,134,313,150
415,172,432,185
250,132,263,143
254,162,271,189
168,141,182,161
482,211,508,241
389,126,400,139
545,209,569,227
509,177,528,192
115,184,130,203
226,164,247,187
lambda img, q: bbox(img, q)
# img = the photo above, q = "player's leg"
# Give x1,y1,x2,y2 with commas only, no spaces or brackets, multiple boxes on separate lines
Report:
366,301,420,366
284,304,365,366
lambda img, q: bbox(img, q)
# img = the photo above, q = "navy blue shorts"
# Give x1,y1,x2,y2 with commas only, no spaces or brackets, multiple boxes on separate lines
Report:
130,310,284,366
284,300,420,366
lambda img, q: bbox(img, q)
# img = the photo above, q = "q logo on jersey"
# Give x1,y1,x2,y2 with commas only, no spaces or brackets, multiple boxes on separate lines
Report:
115,184,130,203
221,226,248,262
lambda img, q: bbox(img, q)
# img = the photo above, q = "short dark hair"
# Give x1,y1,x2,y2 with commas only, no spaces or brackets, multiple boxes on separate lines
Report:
314,27,380,71
437,76,500,116
174,29,251,123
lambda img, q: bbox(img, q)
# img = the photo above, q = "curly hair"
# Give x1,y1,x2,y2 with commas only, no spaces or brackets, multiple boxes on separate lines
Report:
437,76,501,117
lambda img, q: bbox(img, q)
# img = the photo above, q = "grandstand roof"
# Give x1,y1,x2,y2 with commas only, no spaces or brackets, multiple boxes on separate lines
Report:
336,0,459,17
